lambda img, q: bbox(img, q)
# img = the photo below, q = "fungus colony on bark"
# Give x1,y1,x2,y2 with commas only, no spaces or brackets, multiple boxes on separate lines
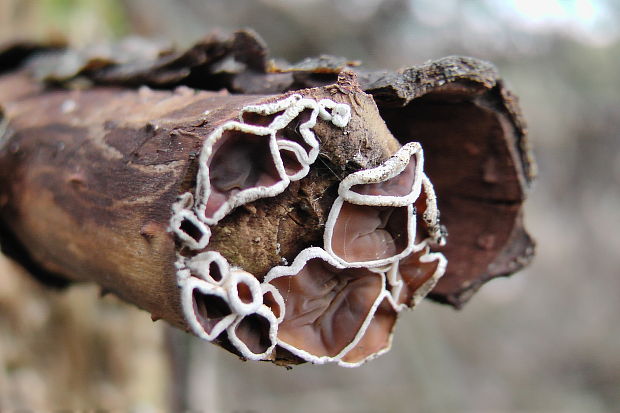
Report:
0,32,535,369
170,94,446,366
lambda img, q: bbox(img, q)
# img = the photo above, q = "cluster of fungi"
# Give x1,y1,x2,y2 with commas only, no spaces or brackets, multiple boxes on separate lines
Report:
0,31,535,368
170,93,446,366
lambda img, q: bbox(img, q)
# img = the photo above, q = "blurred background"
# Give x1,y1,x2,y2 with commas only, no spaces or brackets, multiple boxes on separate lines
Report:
1,0,619,412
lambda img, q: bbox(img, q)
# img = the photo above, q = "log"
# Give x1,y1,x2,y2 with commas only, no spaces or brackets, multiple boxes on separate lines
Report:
0,31,535,366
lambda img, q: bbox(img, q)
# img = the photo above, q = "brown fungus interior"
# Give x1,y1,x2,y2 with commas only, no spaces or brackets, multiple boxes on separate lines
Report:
340,298,397,364
397,248,441,307
235,281,254,304
178,217,206,244
234,313,273,355
192,290,233,334
241,110,283,127
413,189,430,242
208,262,223,282
206,129,281,218
269,258,383,358
262,290,282,320
331,203,409,263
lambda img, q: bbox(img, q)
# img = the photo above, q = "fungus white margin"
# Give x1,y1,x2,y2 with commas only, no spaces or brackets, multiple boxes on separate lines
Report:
384,242,448,312
241,94,352,165
318,98,352,128
419,173,446,245
226,304,279,361
193,121,288,225
336,301,398,368
181,277,237,341
323,143,428,267
276,140,311,180
169,193,211,250
260,283,286,323
191,96,350,226
186,251,230,286
338,142,424,207
385,263,404,310
170,94,351,362
408,248,448,307
169,93,449,366
224,269,263,316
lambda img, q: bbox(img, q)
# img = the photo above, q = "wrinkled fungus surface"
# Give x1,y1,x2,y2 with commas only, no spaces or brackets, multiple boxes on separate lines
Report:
330,202,410,263
169,96,446,366
266,252,383,360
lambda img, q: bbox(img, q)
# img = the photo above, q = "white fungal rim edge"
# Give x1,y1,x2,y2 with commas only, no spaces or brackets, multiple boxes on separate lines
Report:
323,142,434,267
193,121,289,225
170,94,351,362
226,304,279,361
384,242,448,312
186,250,231,286
276,140,311,180
241,94,352,164
338,142,424,207
419,173,445,245
224,269,263,316
178,252,279,359
409,249,447,307
190,94,351,226
168,93,448,366
260,283,286,324
170,193,211,250
181,277,237,341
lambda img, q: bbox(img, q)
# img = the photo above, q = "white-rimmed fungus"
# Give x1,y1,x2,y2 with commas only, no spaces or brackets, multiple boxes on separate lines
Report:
169,93,446,366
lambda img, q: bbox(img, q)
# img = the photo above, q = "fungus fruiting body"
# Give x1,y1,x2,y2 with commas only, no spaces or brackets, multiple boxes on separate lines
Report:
170,94,446,366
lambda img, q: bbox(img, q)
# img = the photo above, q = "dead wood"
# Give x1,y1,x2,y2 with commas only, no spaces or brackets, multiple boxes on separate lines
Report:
0,31,535,364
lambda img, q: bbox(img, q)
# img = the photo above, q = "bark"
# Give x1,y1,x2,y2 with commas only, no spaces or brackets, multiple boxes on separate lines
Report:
0,31,535,365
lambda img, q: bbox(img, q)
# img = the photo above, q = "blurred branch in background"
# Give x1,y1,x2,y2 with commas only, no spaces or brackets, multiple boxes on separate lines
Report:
0,0,128,45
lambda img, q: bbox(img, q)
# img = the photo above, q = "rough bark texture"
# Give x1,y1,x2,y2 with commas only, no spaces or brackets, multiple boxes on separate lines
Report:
0,31,535,309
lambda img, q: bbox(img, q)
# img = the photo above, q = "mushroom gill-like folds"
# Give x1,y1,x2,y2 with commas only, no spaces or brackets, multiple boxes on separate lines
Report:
170,95,445,366
264,248,386,364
